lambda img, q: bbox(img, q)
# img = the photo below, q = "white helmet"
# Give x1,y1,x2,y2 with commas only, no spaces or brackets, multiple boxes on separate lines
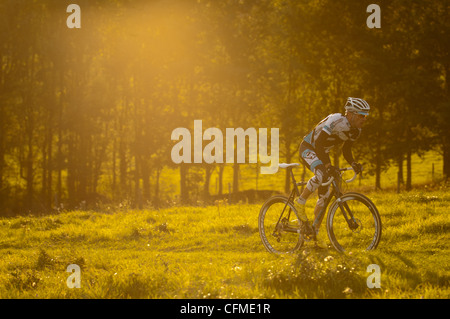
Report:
345,97,370,116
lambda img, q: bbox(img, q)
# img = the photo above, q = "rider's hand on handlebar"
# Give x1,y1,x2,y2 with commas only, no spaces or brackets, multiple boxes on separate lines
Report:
326,165,340,178
351,162,363,174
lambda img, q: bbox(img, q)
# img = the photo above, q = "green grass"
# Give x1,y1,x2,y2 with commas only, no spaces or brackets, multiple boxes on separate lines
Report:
0,183,449,299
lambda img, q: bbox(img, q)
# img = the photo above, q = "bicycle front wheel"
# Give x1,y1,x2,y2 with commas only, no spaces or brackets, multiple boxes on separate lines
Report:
258,195,303,254
327,192,382,253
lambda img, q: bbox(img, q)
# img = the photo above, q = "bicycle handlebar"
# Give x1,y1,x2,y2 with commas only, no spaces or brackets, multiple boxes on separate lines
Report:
321,167,358,186
277,163,359,186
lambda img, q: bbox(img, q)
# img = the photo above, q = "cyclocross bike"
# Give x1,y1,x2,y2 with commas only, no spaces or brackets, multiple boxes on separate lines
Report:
258,163,382,254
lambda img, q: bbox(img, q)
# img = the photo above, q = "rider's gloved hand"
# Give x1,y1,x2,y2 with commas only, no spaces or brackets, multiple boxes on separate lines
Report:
351,162,363,174
326,165,340,178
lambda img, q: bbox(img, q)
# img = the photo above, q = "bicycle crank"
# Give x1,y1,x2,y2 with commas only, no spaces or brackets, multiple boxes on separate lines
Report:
300,222,315,242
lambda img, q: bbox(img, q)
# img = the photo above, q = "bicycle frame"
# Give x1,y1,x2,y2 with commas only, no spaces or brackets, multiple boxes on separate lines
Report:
269,168,302,235
277,167,358,233
260,164,380,253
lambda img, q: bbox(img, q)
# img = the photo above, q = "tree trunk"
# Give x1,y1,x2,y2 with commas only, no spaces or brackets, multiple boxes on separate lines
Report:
56,69,64,210
375,107,383,190
46,128,53,210
203,166,212,200
255,163,259,191
397,155,404,193
134,155,142,209
406,148,412,191
119,140,127,199
375,139,381,190
112,139,117,200
154,168,161,207
180,164,189,204
233,162,239,195
284,140,293,194
25,117,34,211
42,123,53,210
443,138,450,181
67,135,77,208
218,165,224,195
57,122,63,209
0,121,4,212
142,162,151,206
406,128,412,191
398,155,404,185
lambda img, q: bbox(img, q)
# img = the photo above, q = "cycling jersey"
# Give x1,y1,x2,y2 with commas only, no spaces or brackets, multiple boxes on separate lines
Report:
302,113,360,168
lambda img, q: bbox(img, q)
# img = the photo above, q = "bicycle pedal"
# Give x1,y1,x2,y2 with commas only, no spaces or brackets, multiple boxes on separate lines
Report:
299,223,314,241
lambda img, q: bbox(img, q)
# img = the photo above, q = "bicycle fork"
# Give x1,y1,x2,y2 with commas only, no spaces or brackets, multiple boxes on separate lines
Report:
335,198,360,231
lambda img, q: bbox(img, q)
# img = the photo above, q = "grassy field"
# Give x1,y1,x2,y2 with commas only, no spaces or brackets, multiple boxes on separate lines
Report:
0,183,448,299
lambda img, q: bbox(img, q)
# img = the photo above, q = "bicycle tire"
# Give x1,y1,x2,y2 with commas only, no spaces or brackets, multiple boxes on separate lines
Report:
258,195,303,254
326,192,382,253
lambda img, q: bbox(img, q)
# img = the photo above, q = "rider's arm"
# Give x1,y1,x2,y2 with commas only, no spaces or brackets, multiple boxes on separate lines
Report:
314,131,332,167
342,140,355,164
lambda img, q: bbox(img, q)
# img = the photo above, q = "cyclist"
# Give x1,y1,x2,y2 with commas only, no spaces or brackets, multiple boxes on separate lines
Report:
294,97,370,248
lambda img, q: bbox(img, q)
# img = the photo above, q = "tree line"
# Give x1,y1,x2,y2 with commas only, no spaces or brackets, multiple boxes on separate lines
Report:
0,0,448,215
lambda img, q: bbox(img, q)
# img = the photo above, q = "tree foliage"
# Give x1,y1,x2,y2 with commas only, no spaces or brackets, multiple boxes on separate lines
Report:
0,0,447,214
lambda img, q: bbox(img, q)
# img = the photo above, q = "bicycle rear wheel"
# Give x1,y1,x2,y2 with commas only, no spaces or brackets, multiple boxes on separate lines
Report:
258,195,303,254
327,192,381,253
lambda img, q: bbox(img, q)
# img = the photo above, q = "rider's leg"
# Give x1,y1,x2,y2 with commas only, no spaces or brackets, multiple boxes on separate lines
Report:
299,187,313,203
295,144,328,221
313,185,331,248
293,165,326,221
293,188,311,221
313,186,331,228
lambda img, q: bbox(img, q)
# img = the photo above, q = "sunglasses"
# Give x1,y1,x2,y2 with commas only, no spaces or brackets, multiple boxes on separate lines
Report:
354,113,368,119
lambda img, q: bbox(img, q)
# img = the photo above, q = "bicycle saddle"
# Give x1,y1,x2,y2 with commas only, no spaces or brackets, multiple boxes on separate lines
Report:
278,163,300,169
